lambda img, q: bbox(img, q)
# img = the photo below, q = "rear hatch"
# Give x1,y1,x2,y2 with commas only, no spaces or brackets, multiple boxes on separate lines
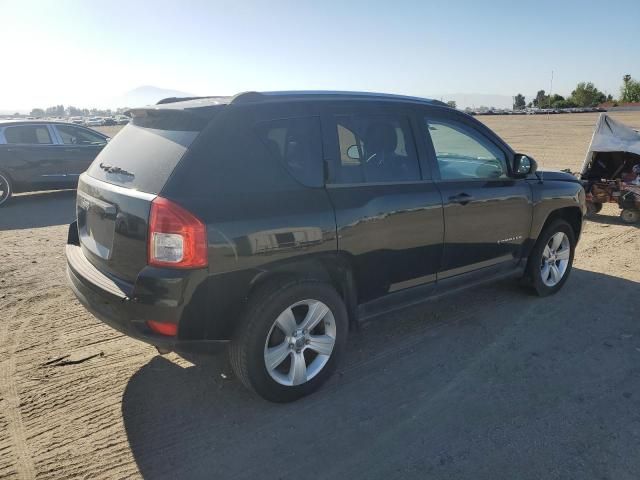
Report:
76,103,221,282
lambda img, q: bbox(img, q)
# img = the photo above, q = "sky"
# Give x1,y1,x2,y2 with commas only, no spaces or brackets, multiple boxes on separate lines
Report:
2,0,639,111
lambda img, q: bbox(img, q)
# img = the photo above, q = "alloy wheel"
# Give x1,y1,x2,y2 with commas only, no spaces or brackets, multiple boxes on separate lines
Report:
0,174,10,206
263,299,336,386
540,232,570,287
621,209,640,224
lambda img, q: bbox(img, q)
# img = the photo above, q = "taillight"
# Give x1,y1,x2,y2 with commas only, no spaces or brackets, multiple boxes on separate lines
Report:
148,197,208,268
146,320,178,336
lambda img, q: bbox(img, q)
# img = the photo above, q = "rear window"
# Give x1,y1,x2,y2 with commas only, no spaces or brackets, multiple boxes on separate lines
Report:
86,115,204,194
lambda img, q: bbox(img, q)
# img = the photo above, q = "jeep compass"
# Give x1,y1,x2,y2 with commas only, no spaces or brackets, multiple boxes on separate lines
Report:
66,91,586,402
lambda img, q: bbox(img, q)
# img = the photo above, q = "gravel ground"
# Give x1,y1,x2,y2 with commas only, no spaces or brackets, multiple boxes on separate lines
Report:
1,112,639,480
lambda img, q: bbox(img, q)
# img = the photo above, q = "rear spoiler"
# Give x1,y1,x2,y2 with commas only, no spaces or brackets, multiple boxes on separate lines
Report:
126,98,230,124
125,107,213,130
156,96,216,105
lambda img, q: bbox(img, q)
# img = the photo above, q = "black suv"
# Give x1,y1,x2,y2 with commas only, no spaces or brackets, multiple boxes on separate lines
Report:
66,91,586,402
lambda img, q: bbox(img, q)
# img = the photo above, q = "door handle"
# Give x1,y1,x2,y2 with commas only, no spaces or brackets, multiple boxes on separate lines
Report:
449,193,474,205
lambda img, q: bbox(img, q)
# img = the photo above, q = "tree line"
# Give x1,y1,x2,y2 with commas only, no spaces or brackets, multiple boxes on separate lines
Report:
22,74,640,116
26,105,131,118
513,74,640,110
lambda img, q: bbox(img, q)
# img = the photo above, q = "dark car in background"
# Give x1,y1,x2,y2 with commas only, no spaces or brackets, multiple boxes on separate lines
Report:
0,121,109,205
66,91,586,402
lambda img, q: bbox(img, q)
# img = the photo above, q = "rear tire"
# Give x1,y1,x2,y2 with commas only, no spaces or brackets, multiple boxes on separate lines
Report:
0,171,12,207
525,219,576,297
229,279,348,402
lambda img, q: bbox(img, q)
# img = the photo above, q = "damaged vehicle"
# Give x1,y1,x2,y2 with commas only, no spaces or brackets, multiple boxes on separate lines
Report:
581,113,640,223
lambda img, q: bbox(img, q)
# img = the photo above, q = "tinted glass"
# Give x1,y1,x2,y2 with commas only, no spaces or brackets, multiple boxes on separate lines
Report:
56,125,107,145
86,124,199,194
426,119,507,180
331,114,420,184
255,116,323,187
5,125,52,144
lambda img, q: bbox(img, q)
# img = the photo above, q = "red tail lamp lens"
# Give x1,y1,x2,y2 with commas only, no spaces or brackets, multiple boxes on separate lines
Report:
148,197,208,268
147,320,178,336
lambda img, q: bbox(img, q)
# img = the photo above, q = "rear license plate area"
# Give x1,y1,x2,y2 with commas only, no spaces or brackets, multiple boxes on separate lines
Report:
77,191,117,260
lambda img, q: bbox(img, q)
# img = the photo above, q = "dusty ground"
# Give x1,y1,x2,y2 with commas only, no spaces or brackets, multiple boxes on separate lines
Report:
1,112,639,480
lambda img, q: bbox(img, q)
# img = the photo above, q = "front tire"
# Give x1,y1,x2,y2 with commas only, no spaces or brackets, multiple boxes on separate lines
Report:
0,171,12,207
229,280,348,402
525,219,576,297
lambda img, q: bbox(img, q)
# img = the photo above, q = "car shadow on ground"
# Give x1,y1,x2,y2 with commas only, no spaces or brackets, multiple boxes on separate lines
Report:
122,268,640,480
0,190,76,231
587,212,640,228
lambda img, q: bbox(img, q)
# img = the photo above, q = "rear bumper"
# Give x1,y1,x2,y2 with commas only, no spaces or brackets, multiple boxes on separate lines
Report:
66,240,228,354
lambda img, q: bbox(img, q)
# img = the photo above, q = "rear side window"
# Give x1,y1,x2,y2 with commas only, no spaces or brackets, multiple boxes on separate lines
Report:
56,125,107,146
5,125,52,144
330,114,421,184
255,116,323,187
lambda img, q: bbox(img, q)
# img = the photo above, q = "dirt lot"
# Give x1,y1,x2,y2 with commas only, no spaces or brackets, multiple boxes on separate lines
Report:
1,112,639,480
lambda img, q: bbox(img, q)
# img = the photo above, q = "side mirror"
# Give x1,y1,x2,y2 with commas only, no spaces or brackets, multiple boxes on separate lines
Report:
346,145,361,160
513,153,537,176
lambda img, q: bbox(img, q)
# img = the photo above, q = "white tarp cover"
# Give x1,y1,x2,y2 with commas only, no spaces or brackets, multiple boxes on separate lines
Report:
581,113,640,175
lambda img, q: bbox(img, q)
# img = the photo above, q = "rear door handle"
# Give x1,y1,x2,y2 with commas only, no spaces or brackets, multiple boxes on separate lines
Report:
449,193,474,205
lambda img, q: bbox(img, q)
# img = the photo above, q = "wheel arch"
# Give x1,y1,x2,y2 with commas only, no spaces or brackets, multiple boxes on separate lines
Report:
0,168,14,185
244,253,359,331
541,206,583,241
524,205,583,260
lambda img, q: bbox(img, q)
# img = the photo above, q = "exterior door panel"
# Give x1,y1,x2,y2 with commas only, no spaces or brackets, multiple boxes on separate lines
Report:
437,180,532,277
327,183,444,302
416,109,533,277
321,102,445,303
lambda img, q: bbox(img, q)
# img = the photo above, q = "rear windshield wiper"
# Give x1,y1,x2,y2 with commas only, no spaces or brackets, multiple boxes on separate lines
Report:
99,163,134,177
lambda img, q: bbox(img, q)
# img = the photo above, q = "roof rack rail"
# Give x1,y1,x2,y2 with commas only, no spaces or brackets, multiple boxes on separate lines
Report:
226,90,448,107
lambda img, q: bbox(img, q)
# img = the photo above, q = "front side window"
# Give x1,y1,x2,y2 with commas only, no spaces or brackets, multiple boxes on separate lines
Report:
255,116,322,187
331,114,420,184
4,125,52,144
56,125,107,145
426,119,507,180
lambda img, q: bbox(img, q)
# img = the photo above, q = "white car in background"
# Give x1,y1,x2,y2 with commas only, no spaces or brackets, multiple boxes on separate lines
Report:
85,117,104,127
115,115,130,125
